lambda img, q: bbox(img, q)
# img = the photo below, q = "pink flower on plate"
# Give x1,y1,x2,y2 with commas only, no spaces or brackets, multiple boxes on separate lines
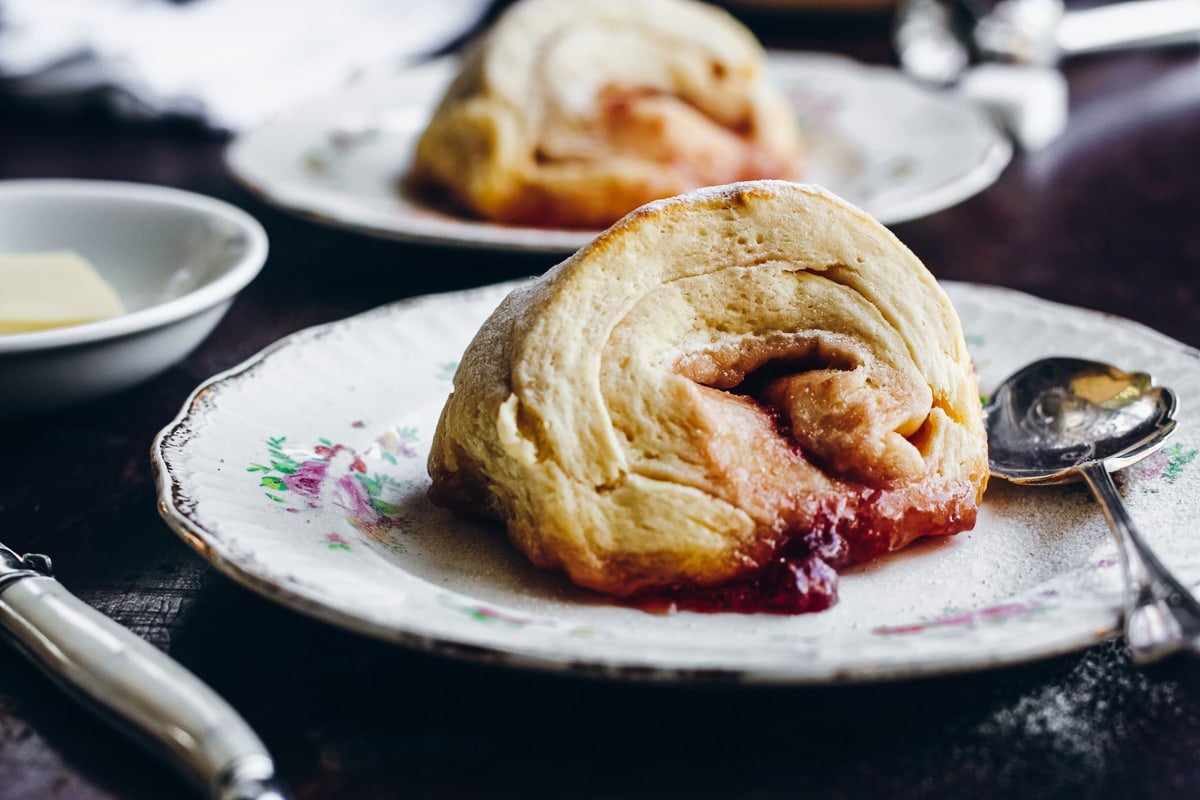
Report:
284,460,328,498
334,473,374,520
1133,450,1167,481
872,601,1037,636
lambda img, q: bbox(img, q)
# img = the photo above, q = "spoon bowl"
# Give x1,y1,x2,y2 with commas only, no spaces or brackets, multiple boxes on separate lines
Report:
985,356,1200,664
985,357,1177,484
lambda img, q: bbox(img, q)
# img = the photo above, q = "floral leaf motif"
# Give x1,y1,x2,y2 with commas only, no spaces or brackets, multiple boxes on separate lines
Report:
1163,443,1197,484
356,472,384,497
1132,442,1198,493
252,432,414,546
265,435,305,472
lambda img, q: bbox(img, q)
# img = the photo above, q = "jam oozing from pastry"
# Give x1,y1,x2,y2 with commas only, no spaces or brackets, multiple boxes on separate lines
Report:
623,350,978,615
631,528,849,614
628,481,974,614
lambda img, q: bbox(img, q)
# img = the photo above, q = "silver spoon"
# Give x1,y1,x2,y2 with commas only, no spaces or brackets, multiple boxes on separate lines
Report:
984,356,1200,664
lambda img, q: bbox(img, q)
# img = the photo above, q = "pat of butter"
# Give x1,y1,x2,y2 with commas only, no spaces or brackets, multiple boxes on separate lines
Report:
0,251,125,335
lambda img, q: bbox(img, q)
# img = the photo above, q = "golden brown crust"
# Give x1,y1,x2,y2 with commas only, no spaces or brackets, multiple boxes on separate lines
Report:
428,181,988,596
409,0,803,228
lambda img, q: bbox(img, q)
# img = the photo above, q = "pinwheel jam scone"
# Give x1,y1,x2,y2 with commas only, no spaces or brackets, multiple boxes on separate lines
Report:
409,0,803,229
428,181,988,614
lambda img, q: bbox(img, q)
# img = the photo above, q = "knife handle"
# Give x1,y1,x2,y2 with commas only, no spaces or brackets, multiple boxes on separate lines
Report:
0,575,288,800
1058,0,1200,57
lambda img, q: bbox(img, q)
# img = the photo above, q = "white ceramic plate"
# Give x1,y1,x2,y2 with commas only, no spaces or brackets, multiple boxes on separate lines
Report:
153,281,1200,684
0,180,268,416
227,53,1011,253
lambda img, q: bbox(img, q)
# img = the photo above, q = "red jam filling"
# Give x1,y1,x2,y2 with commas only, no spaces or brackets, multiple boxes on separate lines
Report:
629,528,852,615
620,358,977,616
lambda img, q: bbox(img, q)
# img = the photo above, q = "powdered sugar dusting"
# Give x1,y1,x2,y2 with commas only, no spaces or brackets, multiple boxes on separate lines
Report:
965,642,1186,788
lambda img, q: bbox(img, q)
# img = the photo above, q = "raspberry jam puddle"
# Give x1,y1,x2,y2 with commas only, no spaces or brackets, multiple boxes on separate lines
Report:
630,529,851,615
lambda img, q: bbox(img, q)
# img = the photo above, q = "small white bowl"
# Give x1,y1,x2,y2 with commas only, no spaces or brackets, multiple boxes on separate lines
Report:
0,179,268,416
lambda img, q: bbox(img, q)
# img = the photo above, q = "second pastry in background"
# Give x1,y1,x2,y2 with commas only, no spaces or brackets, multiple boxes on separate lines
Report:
409,0,804,229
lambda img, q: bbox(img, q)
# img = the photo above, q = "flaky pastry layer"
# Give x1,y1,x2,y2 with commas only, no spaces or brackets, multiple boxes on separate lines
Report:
409,0,803,228
428,181,988,597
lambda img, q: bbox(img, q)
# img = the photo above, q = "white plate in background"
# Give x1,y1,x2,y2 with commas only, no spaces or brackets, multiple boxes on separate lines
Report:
227,53,1011,253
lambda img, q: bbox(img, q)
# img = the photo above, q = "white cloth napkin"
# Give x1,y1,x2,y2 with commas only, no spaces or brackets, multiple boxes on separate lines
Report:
0,0,490,130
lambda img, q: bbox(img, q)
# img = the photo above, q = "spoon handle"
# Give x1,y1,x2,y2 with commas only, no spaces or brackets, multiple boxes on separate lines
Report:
1080,462,1200,664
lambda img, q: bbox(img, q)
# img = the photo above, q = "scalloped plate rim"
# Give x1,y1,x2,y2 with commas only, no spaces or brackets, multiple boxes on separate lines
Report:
151,281,1200,685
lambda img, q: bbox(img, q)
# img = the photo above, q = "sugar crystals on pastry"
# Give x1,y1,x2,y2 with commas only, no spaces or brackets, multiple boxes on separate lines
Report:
428,181,988,613
409,0,803,229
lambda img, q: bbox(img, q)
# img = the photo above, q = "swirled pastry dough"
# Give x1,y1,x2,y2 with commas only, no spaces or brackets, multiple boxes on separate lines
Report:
410,0,802,228
428,181,988,605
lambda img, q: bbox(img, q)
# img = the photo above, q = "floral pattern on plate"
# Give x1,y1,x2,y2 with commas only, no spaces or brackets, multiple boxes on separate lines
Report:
249,428,421,545
153,281,1200,684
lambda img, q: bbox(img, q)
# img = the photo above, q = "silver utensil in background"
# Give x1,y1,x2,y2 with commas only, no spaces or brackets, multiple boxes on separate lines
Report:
894,0,1199,149
895,0,976,86
975,0,1200,67
984,357,1200,664
0,544,288,800
896,0,1200,84
893,0,1069,149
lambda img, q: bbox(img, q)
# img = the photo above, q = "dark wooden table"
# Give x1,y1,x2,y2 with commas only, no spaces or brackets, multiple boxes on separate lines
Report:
2,10,1199,800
